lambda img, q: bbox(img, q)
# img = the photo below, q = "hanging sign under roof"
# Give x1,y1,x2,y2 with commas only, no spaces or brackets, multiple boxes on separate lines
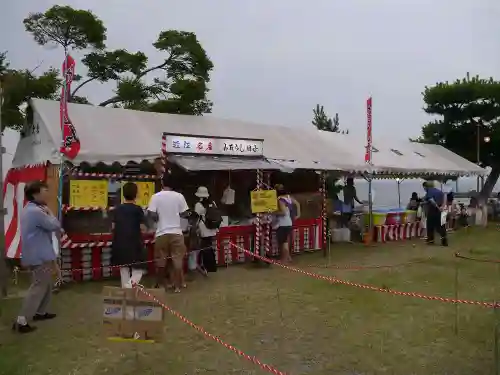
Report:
163,133,263,157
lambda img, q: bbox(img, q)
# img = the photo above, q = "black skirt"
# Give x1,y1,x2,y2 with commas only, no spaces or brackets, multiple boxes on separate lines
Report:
111,241,147,270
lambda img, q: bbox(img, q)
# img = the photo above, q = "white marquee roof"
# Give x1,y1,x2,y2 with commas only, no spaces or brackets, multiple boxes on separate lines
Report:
317,131,486,177
10,99,486,177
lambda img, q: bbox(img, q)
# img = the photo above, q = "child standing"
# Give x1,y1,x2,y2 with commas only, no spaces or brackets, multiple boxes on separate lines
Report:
111,182,147,288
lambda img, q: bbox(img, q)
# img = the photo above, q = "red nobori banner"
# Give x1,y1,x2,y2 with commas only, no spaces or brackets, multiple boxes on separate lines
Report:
365,97,373,163
60,54,81,159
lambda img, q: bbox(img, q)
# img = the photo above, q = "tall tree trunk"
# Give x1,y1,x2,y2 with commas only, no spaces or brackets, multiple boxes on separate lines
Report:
479,165,500,203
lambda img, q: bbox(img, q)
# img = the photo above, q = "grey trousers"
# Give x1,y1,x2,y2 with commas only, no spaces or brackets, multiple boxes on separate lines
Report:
19,264,53,319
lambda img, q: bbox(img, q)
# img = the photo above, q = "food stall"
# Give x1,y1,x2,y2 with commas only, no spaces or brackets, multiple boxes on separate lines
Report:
5,99,343,282
5,99,486,280
56,136,328,281
160,133,326,265
314,131,488,244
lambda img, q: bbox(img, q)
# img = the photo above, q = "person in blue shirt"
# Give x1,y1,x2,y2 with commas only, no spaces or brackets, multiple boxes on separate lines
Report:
332,193,352,227
13,181,62,333
423,181,448,246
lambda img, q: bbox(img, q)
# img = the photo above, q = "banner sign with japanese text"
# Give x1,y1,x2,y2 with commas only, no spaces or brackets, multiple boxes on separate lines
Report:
69,180,108,208
164,134,263,157
250,189,278,213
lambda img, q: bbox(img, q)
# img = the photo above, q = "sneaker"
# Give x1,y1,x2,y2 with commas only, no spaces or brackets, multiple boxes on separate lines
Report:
12,322,37,333
33,313,57,321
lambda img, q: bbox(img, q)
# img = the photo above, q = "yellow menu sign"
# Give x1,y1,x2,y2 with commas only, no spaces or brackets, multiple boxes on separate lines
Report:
250,189,278,213
69,180,108,208
121,181,155,207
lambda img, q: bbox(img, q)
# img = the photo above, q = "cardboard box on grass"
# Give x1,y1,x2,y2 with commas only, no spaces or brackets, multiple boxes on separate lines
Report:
102,286,166,342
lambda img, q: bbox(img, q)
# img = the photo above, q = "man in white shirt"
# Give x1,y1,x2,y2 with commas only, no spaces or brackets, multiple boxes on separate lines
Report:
147,173,190,293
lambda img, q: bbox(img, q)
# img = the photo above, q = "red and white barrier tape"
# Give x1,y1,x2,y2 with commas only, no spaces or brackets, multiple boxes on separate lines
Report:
133,285,288,375
71,172,157,179
230,242,498,309
62,205,149,212
161,133,167,176
16,245,214,275
59,234,154,249
14,258,158,276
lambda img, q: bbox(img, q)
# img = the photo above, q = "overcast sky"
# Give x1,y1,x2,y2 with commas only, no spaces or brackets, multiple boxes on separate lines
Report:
2,0,500,140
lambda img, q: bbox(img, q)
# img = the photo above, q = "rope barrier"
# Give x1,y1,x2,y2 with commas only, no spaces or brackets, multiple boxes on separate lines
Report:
133,284,288,375
12,245,214,275
13,242,497,308
455,252,500,264
230,242,498,309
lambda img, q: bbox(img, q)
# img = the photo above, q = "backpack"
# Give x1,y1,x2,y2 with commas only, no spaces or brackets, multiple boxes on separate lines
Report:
279,196,297,221
203,201,223,229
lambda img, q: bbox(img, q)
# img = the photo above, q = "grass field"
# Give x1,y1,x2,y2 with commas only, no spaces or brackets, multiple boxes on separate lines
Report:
2,227,500,375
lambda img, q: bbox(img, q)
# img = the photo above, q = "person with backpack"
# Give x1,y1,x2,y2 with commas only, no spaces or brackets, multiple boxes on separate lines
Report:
194,186,221,273
273,184,301,263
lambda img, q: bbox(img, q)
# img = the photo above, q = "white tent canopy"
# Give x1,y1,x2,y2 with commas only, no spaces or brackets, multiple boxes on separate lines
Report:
10,98,486,177
317,131,486,177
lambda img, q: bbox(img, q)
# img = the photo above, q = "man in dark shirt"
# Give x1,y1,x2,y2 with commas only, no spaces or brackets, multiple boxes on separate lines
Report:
111,182,147,288
423,181,448,246
343,178,363,208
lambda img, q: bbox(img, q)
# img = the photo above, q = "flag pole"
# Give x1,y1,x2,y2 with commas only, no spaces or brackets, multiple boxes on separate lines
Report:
365,97,373,244
57,48,68,223
0,81,9,298
54,47,69,272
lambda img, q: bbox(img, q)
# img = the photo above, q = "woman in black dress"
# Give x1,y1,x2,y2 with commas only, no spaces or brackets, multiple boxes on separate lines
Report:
111,182,147,288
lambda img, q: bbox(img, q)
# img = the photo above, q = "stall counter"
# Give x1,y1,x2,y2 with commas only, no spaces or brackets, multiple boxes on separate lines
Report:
60,217,323,282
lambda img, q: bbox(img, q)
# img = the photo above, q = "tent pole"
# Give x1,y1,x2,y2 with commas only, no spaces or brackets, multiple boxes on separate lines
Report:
0,81,8,298
56,48,69,223
321,171,327,256
254,169,263,263
396,178,401,209
368,175,373,243
264,171,271,259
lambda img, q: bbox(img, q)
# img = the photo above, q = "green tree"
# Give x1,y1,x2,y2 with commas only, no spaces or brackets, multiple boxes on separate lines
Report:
313,104,335,131
23,5,106,51
312,104,347,133
24,5,214,115
0,51,60,130
417,75,500,200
